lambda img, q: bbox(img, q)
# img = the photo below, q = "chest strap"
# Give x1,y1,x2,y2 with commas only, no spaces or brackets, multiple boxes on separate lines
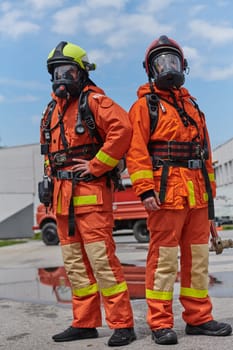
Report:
48,143,101,174
148,140,204,161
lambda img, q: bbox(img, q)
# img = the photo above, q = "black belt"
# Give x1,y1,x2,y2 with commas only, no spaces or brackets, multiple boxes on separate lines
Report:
152,158,203,170
56,170,96,182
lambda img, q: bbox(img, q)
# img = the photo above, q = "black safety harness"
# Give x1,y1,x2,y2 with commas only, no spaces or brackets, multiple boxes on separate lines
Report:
146,92,214,219
40,90,123,234
41,92,102,180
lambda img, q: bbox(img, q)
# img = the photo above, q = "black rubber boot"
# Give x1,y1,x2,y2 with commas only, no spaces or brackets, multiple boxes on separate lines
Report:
185,320,232,336
152,328,178,345
52,326,98,342
108,327,136,347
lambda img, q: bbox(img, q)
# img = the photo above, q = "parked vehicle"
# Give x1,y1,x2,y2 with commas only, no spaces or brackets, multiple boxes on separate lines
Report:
34,204,58,246
33,173,149,245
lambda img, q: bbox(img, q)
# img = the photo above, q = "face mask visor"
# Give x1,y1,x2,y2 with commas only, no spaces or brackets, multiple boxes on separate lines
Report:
53,64,79,83
151,53,182,77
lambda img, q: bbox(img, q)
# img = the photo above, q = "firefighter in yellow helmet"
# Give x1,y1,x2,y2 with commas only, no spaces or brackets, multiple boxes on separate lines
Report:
40,41,136,346
126,35,232,345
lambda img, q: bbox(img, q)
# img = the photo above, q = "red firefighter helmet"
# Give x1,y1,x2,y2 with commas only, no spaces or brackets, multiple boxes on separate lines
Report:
143,35,188,90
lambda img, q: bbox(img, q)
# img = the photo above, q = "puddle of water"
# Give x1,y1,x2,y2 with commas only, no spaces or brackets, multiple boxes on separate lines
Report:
208,271,233,298
1,263,232,304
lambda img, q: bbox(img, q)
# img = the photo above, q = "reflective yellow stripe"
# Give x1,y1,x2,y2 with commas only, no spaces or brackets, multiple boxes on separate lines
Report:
73,195,97,206
180,287,208,298
73,283,99,297
101,281,128,297
44,159,50,166
203,192,208,202
209,172,215,182
96,150,118,167
187,180,196,206
146,288,173,301
56,191,62,214
130,170,154,184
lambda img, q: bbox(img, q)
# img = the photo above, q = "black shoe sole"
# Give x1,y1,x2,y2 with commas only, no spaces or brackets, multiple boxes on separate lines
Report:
152,333,178,345
108,334,136,347
186,325,232,336
53,333,98,342
53,335,98,342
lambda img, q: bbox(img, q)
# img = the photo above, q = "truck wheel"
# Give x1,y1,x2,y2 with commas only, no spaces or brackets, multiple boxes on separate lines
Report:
133,220,149,243
41,222,59,246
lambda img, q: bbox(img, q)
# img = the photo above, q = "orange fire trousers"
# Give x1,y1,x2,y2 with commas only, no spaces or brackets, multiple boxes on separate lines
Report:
146,204,213,329
56,210,134,329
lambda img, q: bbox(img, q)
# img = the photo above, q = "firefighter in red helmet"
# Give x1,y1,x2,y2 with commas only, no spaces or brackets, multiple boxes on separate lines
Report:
39,41,136,346
126,35,232,345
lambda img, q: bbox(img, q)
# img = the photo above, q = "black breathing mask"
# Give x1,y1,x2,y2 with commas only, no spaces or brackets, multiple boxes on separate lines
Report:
150,52,185,90
52,64,82,98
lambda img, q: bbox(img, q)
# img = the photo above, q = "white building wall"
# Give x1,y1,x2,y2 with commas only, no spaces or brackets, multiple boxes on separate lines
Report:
0,144,43,238
213,138,233,219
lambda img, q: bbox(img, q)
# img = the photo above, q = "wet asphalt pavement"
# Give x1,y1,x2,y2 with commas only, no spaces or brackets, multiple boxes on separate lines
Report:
0,231,233,349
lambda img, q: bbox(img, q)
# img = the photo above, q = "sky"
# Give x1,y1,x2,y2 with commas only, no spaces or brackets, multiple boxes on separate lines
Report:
0,0,233,149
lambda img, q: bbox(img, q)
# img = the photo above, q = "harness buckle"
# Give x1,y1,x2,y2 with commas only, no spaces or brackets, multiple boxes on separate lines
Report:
73,172,96,182
56,170,73,180
151,156,163,170
54,153,67,165
188,159,202,169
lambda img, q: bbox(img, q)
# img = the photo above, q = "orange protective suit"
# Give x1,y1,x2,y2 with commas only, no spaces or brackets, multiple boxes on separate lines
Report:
40,84,134,329
126,83,216,330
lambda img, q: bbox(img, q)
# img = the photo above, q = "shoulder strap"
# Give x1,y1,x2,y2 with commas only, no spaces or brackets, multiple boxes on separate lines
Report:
77,90,103,145
145,93,159,135
78,90,125,191
40,99,57,155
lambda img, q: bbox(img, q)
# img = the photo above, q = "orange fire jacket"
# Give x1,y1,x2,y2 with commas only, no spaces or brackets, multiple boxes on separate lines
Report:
40,85,132,215
126,83,216,210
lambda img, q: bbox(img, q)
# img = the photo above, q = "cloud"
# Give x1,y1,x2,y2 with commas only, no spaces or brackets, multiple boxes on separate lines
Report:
188,4,207,16
206,63,233,81
183,46,200,61
25,0,66,10
189,19,233,45
12,95,39,103
181,46,204,78
51,2,172,60
0,94,39,104
1,0,233,86
137,0,174,13
84,18,115,36
0,78,47,90
87,0,128,10
0,7,39,38
51,5,87,35
182,44,233,81
88,48,123,65
31,115,41,124
0,95,5,103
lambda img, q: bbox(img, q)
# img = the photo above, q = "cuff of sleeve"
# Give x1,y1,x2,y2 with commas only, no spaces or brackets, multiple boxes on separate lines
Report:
140,189,155,201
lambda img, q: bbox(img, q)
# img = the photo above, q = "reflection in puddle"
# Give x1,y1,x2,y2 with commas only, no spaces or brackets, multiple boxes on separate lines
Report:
0,264,231,304
38,267,71,304
37,265,226,303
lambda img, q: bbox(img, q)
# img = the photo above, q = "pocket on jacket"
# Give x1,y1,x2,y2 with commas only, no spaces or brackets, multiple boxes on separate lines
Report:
73,181,112,214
